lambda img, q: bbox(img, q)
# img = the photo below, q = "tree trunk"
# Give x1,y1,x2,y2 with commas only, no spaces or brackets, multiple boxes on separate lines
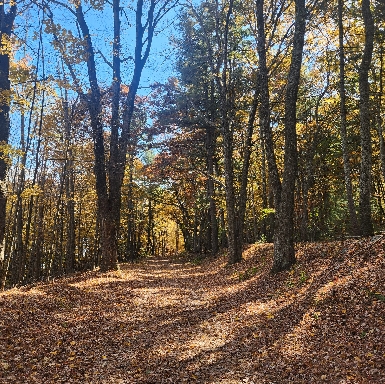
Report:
0,4,16,267
217,0,243,264
63,99,76,273
237,82,259,247
126,157,137,261
206,123,219,254
358,0,374,237
256,0,298,271
272,0,306,273
376,49,385,183
256,0,281,204
338,0,360,236
74,0,167,271
257,0,306,273
146,198,155,255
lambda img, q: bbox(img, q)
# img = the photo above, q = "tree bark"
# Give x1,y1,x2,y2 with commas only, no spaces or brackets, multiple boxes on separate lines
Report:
256,0,298,272
338,0,360,236
206,80,219,254
218,0,244,264
358,0,374,237
0,3,16,265
206,125,219,254
256,0,281,206
74,0,169,271
63,99,76,273
271,0,306,273
376,49,385,184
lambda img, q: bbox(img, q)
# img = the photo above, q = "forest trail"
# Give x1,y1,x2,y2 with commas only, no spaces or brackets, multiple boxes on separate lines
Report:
1,240,385,384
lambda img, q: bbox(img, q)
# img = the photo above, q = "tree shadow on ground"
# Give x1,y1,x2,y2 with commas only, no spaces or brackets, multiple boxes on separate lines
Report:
0,240,384,383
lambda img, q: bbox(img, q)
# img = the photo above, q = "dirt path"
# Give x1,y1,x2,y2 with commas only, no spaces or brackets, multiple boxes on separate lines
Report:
1,242,385,383
0,257,248,384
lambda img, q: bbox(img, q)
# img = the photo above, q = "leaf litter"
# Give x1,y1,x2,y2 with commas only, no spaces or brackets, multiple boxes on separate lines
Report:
0,238,384,383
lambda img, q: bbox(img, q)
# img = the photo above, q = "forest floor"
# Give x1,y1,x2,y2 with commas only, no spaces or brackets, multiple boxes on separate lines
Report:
0,238,385,384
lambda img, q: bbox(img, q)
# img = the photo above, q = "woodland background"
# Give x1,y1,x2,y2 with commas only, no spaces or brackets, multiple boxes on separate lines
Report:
0,0,385,289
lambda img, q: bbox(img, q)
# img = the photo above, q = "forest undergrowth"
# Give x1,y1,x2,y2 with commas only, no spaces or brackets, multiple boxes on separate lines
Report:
0,238,384,383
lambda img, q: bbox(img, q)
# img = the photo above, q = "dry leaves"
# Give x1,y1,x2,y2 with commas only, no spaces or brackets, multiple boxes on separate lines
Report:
0,239,384,383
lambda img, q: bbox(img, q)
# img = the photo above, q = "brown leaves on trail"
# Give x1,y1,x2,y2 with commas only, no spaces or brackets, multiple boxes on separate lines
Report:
1,239,385,383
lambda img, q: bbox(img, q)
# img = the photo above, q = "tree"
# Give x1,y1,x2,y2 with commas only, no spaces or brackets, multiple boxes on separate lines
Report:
175,0,258,264
358,0,374,236
338,0,360,236
44,0,177,271
257,0,307,273
0,2,16,263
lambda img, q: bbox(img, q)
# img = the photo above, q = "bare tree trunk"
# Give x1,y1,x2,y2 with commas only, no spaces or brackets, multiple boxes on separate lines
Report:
0,3,16,268
256,0,281,207
216,0,243,264
237,82,259,245
126,157,137,261
207,79,219,254
338,0,360,236
206,123,219,254
358,0,374,237
74,4,113,271
31,183,45,282
256,0,301,272
271,0,306,273
63,98,76,273
376,49,385,183
146,198,155,255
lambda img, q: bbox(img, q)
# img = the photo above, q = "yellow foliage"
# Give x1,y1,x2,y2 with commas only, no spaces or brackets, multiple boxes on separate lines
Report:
0,143,23,165
20,185,42,199
0,34,12,56
0,90,11,106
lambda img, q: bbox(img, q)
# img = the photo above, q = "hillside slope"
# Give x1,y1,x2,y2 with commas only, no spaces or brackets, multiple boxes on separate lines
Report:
0,238,384,383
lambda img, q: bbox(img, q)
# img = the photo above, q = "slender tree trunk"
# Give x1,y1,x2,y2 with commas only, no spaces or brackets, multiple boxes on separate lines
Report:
271,0,306,272
126,157,137,261
0,4,16,266
206,123,219,254
376,49,385,183
207,80,219,254
256,0,281,204
146,198,155,255
63,99,76,273
338,0,360,236
358,0,374,237
237,84,259,245
217,0,243,264
32,179,45,282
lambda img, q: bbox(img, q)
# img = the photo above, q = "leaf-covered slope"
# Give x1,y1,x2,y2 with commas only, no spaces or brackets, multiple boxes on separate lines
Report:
0,238,384,383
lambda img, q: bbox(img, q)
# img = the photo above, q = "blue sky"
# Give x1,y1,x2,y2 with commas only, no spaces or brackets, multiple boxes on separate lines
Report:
9,1,181,150
50,1,180,92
